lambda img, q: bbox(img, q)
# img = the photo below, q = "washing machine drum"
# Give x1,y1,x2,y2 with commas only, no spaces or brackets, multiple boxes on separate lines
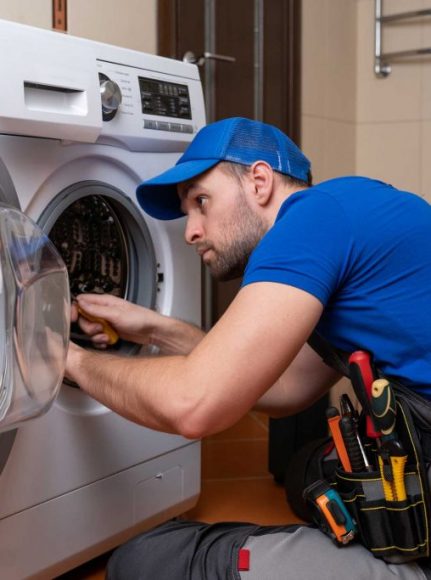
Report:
0,204,70,433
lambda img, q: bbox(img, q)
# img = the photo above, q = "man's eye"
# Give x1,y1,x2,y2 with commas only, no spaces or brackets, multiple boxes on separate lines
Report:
196,196,207,207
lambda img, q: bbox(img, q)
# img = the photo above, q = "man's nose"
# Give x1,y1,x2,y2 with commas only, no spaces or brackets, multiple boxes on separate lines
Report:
184,216,203,245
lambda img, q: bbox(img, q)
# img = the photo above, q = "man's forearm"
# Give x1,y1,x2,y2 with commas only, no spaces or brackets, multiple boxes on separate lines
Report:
252,343,341,417
151,316,205,355
67,344,193,434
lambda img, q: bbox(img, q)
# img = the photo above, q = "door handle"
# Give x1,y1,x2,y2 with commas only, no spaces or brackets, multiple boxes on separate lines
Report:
183,51,236,66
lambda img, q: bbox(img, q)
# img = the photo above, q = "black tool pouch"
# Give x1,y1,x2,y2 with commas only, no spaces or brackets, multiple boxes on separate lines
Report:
335,390,430,563
306,332,431,563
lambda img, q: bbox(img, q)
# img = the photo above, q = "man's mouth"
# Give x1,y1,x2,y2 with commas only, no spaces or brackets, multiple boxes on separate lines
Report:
197,246,212,258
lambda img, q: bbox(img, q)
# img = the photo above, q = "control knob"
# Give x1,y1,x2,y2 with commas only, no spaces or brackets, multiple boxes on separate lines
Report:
99,74,122,121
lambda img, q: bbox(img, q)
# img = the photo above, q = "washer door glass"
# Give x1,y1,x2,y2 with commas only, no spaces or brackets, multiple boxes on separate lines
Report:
0,205,70,432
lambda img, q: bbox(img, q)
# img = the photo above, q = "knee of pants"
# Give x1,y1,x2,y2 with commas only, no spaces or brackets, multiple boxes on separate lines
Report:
106,545,127,580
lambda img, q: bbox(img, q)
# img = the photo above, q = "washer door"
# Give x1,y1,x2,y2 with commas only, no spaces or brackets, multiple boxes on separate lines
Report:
0,161,70,434
39,181,157,358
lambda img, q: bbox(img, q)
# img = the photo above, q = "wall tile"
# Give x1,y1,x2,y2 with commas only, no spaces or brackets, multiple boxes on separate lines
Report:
302,116,356,183
356,121,421,193
356,0,422,123
68,0,157,53
208,412,268,441
379,0,424,54
420,121,431,200
422,78,431,121
302,0,356,122
325,0,357,122
322,119,357,180
301,115,326,183
301,0,328,117
420,10,431,119
186,478,301,525
201,439,268,479
0,0,51,29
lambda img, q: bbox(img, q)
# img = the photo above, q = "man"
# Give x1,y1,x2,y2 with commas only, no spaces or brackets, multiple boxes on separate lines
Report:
66,117,431,579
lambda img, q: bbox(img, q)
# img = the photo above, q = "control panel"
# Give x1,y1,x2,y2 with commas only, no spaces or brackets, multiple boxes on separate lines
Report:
96,57,204,149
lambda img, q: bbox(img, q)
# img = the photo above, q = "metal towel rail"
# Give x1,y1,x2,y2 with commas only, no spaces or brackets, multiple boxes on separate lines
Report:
375,0,431,77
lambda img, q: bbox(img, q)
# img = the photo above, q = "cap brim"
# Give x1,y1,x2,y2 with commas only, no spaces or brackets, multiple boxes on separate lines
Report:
136,158,220,220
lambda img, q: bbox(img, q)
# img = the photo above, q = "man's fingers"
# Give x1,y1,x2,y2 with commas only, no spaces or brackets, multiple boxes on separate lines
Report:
71,302,79,323
78,317,104,335
77,293,124,308
78,304,117,326
92,333,109,349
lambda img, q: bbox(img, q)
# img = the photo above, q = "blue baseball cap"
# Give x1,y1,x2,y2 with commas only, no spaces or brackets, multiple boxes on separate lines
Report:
136,117,311,220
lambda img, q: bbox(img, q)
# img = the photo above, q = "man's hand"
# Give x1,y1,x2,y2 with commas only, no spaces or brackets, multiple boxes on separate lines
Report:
64,283,325,438
72,293,205,354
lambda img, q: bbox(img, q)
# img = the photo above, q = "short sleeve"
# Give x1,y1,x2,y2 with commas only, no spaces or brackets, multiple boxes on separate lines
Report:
242,190,354,306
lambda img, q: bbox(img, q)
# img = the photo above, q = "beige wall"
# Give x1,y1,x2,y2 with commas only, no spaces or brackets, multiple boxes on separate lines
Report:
0,0,51,29
356,0,430,200
302,0,431,203
0,0,157,54
301,0,357,183
68,0,157,53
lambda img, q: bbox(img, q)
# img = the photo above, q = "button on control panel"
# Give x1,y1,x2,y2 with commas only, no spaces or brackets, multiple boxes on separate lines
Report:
143,119,193,133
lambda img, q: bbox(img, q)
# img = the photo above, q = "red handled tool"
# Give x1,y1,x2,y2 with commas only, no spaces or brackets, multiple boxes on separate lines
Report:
348,351,381,439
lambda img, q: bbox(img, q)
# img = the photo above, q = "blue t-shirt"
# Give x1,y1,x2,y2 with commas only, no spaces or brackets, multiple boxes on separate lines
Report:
242,176,431,397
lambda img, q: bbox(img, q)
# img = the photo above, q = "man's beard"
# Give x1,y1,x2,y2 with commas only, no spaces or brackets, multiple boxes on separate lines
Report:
202,190,267,281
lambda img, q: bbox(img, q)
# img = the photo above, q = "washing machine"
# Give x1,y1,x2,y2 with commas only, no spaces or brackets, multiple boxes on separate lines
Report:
0,19,205,579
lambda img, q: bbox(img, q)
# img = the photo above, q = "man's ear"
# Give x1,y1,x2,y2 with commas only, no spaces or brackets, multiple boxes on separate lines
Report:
249,161,274,208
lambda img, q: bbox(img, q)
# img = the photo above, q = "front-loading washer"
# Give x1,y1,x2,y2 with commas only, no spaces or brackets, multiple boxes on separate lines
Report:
0,19,206,579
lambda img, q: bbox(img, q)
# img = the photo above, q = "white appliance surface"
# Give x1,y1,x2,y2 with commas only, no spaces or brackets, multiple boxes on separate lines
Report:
0,18,205,580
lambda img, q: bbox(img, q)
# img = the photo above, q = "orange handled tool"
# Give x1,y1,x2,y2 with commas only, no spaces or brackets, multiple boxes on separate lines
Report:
77,305,119,346
326,407,352,472
303,479,357,545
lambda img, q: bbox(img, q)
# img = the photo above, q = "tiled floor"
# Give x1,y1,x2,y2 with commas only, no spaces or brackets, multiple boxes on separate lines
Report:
56,412,300,579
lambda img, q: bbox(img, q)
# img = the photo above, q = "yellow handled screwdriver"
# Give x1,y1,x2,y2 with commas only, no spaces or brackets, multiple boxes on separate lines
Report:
77,305,119,346
371,378,407,502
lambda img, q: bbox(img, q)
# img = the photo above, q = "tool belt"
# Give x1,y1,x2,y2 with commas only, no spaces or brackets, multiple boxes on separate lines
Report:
301,333,431,565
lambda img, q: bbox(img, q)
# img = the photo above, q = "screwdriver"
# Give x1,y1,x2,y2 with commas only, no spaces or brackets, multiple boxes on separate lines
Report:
370,378,397,438
340,416,366,472
77,305,119,346
340,394,372,471
348,351,381,439
371,378,407,501
326,407,352,472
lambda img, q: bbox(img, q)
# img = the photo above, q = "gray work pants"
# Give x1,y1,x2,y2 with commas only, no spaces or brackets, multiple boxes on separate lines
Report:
106,465,431,580
106,518,430,580
239,526,428,580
